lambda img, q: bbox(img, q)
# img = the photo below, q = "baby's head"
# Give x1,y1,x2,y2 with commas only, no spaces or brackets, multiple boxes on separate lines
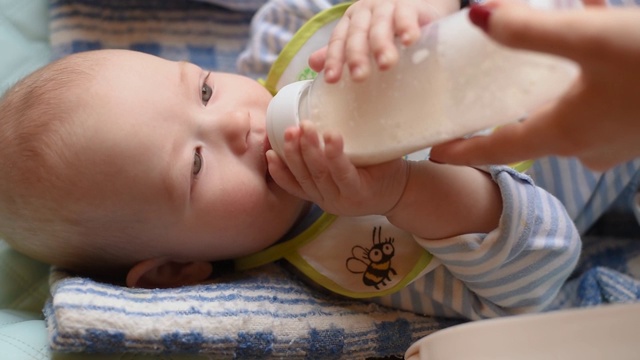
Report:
0,49,307,287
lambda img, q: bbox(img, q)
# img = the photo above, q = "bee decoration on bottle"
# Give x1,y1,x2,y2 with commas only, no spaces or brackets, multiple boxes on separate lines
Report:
346,226,397,289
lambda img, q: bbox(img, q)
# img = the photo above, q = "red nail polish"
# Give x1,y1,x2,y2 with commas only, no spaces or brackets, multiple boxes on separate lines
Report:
469,4,493,32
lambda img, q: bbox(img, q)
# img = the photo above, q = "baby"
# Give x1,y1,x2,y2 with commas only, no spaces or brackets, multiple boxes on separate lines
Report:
0,48,580,319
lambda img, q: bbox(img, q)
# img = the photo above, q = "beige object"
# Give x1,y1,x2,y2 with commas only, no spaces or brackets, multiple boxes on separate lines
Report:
405,303,640,360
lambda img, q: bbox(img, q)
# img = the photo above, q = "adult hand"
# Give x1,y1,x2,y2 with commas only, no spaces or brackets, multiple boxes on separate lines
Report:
430,0,640,171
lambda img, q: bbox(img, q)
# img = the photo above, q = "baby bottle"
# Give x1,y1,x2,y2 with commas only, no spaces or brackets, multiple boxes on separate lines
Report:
266,0,581,166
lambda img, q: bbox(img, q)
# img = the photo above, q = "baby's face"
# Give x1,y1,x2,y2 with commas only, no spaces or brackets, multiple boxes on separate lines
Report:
70,50,306,262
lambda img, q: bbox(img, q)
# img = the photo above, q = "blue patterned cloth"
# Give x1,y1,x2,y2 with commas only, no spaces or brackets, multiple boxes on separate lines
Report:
46,264,461,358
49,0,262,73
549,235,640,310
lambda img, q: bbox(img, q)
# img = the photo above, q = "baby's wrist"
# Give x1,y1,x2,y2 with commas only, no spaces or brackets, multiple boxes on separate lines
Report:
382,160,412,217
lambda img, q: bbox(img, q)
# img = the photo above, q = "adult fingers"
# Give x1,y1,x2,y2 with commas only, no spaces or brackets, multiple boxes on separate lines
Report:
429,124,548,166
429,96,581,166
474,2,630,63
582,0,607,6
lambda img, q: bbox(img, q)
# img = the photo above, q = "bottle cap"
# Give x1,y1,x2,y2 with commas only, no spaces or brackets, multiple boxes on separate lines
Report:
266,80,313,158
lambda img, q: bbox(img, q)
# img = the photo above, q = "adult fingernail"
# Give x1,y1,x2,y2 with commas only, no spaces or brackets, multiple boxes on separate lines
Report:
469,4,493,32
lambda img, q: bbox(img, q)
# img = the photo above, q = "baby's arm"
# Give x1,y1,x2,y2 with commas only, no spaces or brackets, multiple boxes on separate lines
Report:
375,166,581,319
267,120,502,238
384,160,502,240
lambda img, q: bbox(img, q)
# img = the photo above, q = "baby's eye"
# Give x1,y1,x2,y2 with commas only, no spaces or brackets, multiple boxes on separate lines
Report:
193,149,203,176
201,72,213,105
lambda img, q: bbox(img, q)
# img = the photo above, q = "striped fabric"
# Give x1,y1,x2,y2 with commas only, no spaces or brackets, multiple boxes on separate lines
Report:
49,0,263,73
236,0,345,79
46,264,460,358
527,157,640,234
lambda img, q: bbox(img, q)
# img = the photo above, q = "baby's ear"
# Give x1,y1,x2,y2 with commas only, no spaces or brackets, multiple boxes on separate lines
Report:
126,258,213,289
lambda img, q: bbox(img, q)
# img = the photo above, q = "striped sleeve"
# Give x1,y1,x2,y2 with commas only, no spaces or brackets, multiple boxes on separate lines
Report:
373,166,581,320
527,157,640,234
236,0,345,79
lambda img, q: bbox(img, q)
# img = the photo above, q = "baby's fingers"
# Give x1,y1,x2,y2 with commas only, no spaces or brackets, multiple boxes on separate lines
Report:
309,46,328,73
343,8,374,81
323,17,350,83
266,150,307,199
280,127,324,201
322,131,362,195
298,122,341,200
368,2,399,70
393,0,424,46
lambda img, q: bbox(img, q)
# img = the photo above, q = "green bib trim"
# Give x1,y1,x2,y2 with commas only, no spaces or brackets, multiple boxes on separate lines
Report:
234,212,338,271
263,2,353,95
512,160,533,173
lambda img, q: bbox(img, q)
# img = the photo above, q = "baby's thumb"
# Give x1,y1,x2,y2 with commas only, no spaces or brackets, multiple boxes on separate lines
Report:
470,1,588,61
308,46,328,72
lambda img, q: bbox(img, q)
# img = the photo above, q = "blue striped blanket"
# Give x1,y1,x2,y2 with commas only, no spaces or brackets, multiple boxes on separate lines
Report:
49,0,261,73
46,264,460,358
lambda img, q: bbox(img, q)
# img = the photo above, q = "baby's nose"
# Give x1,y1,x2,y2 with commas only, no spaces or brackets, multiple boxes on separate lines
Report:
217,110,250,154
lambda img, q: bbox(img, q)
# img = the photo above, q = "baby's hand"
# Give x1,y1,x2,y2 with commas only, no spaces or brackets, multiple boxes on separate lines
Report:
266,121,408,216
309,0,459,83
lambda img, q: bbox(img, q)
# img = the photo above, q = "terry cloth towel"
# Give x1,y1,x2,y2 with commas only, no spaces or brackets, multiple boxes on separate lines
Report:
45,264,460,359
49,0,260,73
